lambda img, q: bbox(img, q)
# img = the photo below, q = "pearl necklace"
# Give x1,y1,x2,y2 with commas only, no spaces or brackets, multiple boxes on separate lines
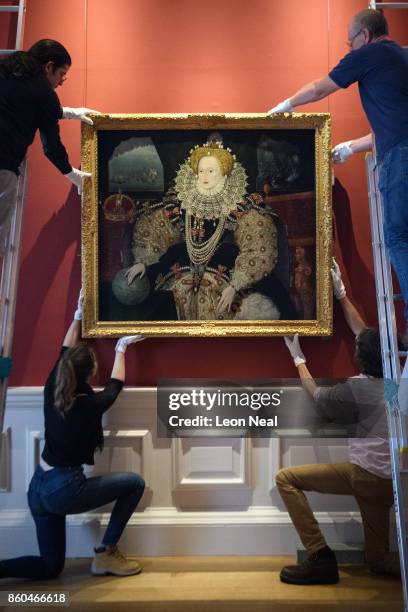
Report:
185,213,226,265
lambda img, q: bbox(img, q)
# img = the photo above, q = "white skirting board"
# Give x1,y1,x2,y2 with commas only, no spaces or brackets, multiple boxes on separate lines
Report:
0,387,365,558
0,507,363,557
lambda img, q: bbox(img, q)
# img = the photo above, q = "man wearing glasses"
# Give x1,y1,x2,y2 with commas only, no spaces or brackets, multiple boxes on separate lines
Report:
267,9,408,342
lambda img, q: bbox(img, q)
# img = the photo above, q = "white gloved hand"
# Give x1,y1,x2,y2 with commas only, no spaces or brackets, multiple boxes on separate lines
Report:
331,259,346,300
115,335,145,353
267,98,293,115
64,167,92,195
284,334,306,367
62,107,100,125
74,289,84,321
331,141,353,164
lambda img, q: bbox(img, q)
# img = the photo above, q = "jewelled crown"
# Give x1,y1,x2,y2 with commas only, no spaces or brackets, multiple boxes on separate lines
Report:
102,192,135,222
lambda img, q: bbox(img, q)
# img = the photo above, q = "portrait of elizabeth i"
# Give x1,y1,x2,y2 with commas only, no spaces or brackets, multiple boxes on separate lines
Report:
117,137,298,322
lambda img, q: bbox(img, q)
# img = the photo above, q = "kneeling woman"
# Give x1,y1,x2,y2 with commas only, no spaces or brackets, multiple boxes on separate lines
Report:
0,294,145,579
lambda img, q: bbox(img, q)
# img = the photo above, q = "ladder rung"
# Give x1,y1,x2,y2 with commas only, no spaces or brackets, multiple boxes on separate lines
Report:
374,2,408,7
394,293,404,301
399,351,408,357
0,6,19,12
0,50,15,55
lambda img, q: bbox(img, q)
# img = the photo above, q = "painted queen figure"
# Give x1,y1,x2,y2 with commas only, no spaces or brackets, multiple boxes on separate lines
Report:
124,139,297,320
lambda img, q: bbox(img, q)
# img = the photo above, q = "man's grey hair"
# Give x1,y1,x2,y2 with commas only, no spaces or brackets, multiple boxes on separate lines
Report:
353,9,389,38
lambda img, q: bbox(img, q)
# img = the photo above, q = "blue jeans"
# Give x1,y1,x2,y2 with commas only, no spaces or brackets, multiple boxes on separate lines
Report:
0,465,145,579
379,137,408,324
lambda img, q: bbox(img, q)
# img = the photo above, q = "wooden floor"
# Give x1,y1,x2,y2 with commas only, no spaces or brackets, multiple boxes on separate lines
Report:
0,557,403,612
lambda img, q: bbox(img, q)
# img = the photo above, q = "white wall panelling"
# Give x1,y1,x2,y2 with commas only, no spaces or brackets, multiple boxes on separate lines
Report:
0,387,366,557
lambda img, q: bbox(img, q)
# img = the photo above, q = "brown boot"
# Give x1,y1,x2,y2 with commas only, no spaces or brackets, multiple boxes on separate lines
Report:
91,545,142,576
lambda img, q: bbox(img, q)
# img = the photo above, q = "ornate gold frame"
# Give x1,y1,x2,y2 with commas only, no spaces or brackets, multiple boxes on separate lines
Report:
81,113,332,337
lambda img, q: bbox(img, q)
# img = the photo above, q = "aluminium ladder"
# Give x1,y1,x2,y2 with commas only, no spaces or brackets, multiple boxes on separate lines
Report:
0,1,26,485
0,1,25,56
0,160,28,432
366,152,408,610
367,2,408,606
369,2,408,9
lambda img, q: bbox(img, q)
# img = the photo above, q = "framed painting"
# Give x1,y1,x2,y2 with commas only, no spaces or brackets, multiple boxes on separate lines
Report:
81,113,332,337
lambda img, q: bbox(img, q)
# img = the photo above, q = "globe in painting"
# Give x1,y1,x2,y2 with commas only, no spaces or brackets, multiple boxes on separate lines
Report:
112,269,150,305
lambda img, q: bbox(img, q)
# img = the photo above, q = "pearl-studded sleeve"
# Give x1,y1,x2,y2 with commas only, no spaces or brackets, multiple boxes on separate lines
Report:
230,209,278,291
132,207,181,266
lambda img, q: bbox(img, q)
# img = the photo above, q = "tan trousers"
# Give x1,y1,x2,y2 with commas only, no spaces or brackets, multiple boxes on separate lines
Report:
0,169,18,256
276,462,399,572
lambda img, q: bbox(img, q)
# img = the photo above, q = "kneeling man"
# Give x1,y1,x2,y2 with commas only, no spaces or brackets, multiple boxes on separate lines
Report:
277,262,400,585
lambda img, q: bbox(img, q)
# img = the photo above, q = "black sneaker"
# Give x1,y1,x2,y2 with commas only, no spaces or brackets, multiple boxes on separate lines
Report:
280,546,339,585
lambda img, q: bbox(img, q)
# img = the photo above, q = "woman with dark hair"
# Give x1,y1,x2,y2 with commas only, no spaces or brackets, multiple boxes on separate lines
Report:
0,39,98,254
0,293,145,579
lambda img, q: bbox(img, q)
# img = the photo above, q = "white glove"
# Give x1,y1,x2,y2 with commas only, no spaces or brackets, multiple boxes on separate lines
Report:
74,289,84,321
64,167,92,195
331,260,346,300
115,335,145,353
267,98,293,115
331,141,353,164
62,107,100,126
284,334,306,367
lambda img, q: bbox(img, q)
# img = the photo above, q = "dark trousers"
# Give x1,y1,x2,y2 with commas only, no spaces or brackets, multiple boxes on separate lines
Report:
379,137,408,324
0,465,145,579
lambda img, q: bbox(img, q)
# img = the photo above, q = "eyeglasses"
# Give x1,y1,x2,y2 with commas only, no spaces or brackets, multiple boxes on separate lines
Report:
347,29,363,48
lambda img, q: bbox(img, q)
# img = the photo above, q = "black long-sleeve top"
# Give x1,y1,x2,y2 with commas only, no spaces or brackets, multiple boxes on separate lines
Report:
0,74,71,175
41,347,123,467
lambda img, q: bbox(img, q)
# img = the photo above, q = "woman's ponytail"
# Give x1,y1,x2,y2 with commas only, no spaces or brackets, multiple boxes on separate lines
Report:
54,355,77,416
0,50,41,79
54,344,95,417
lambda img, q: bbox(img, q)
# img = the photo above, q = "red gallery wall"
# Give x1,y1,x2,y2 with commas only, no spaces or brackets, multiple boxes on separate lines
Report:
2,0,408,386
